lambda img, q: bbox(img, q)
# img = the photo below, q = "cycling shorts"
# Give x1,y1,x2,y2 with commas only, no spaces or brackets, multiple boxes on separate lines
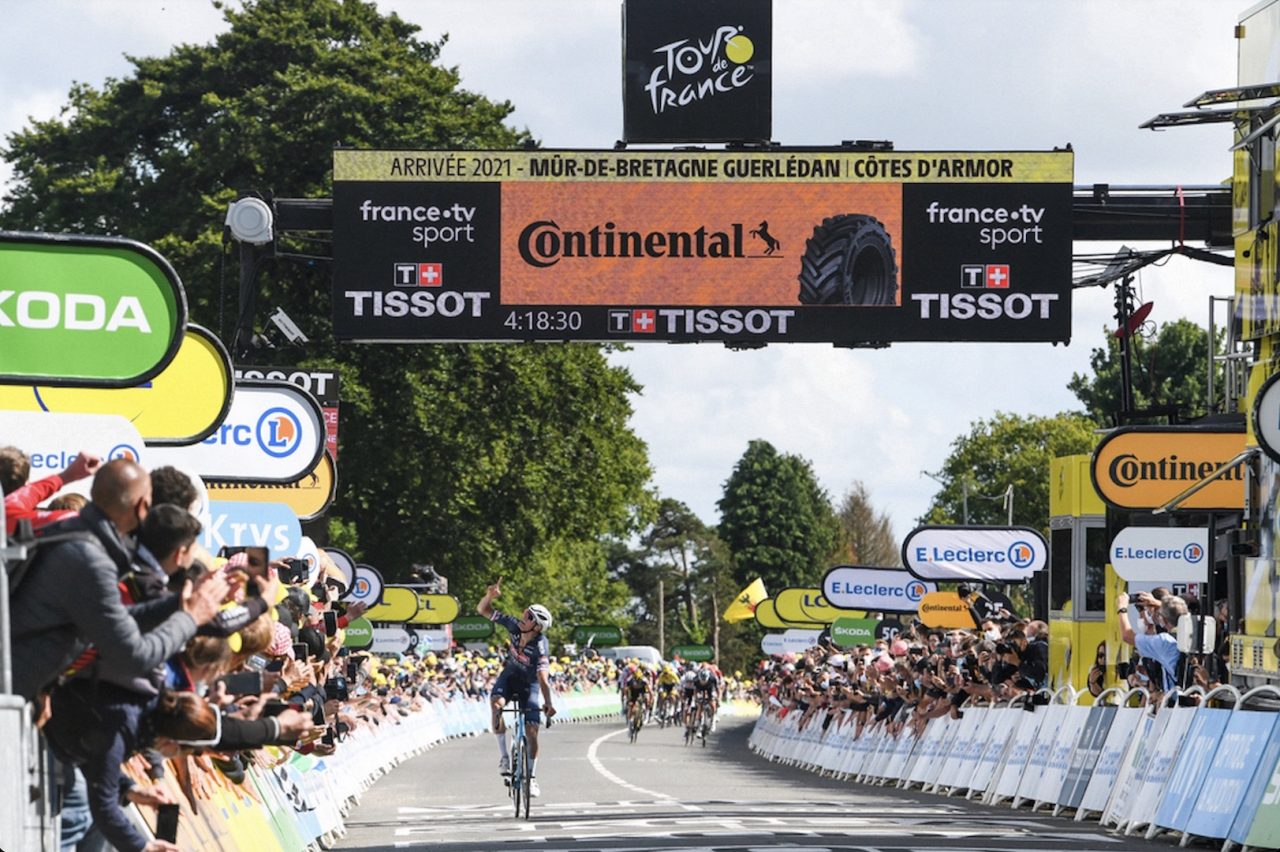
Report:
492,668,543,725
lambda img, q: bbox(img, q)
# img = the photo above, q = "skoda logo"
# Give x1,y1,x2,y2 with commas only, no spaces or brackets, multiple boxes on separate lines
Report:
905,582,926,602
256,407,302,458
1183,543,1205,563
108,443,140,462
1008,541,1036,569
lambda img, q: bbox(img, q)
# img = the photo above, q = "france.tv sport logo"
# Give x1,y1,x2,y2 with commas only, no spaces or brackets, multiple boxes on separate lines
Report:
256,408,303,458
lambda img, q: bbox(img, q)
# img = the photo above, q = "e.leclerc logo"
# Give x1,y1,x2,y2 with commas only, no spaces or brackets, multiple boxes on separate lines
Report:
255,408,302,458
1183,543,1205,563
108,443,140,462
905,581,926,602
1008,541,1036,570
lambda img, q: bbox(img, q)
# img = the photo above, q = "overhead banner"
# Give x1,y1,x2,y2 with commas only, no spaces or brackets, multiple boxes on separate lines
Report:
332,149,1073,346
201,501,302,559
821,565,936,612
917,591,977,628
1090,426,1246,511
236,366,340,460
0,324,232,446
146,379,325,483
206,451,337,521
572,624,623,646
775,587,865,624
1110,527,1209,583
902,525,1048,582
0,231,186,387
622,0,771,144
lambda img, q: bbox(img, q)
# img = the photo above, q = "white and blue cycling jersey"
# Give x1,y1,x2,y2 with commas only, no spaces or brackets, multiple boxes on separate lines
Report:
489,611,550,722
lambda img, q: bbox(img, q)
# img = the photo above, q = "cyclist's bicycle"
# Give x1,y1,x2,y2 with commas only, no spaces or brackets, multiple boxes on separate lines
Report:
502,704,548,819
627,698,645,743
683,697,703,746
655,691,675,728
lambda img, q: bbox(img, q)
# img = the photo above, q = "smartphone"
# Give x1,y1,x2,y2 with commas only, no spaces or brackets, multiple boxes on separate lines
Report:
244,654,269,672
155,803,180,843
280,558,310,584
218,545,270,576
220,671,263,696
323,610,338,637
265,659,285,673
293,643,310,661
260,701,290,718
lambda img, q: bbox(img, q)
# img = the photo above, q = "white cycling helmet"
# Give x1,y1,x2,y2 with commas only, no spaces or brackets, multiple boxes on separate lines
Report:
525,604,553,630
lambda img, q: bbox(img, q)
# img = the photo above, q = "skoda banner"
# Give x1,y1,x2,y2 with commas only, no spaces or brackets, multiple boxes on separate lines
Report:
452,615,495,641
1090,427,1246,511
201,501,302,559
0,231,186,387
572,625,623,647
671,644,714,662
902,525,1048,582
341,617,374,649
332,149,1072,346
821,565,936,612
830,616,879,648
146,379,325,483
1110,527,1209,583
0,324,232,445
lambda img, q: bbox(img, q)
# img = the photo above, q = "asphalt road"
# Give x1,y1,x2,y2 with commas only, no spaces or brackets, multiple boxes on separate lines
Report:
335,714,1171,852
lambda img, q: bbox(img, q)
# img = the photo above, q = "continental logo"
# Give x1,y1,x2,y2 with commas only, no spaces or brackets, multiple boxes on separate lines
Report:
919,600,968,615
518,220,753,267
1091,428,1245,511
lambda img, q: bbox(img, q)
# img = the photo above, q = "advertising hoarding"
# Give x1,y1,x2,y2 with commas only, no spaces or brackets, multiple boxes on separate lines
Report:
201,501,302,558
820,565,935,612
753,598,823,629
1090,427,1246,511
830,616,878,647
146,379,326,483
1110,527,1209,583
0,231,186,387
902,525,1047,582
0,324,232,445
332,149,1072,346
235,366,340,459
774,587,864,623
622,0,771,144
916,591,978,628
408,593,460,625
362,586,418,622
207,451,337,521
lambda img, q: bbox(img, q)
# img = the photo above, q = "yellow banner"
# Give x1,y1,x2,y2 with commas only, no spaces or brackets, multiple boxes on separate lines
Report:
335,149,1073,184
409,593,461,625
753,598,824,630
1091,428,1246,511
917,592,977,629
207,452,336,521
363,587,418,623
774,587,865,624
0,324,232,444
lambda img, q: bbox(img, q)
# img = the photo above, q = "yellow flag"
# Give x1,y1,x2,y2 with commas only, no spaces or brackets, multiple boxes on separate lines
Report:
723,577,767,623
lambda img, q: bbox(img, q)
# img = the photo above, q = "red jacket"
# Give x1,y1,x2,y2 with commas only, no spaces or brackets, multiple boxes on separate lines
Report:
4,474,76,535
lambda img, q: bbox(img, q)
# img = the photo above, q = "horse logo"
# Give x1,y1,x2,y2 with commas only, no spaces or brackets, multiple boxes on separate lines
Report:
750,220,781,256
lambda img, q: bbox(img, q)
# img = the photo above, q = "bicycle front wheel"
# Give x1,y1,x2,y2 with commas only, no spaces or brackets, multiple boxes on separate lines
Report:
520,735,532,819
511,739,524,818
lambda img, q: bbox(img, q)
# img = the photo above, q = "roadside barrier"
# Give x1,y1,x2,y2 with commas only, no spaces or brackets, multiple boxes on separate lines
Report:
748,686,1280,849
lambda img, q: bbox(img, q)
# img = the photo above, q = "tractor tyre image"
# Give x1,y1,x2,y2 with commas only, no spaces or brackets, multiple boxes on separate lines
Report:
797,214,899,306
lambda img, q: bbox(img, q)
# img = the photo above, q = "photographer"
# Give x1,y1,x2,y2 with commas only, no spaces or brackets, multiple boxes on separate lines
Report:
1116,590,1185,694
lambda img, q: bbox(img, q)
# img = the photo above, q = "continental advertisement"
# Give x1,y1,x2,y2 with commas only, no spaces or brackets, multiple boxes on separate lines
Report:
332,149,1073,345
1090,426,1246,511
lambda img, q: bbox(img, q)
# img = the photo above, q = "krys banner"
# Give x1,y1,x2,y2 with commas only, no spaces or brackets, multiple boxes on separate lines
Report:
0,231,186,387
332,149,1072,346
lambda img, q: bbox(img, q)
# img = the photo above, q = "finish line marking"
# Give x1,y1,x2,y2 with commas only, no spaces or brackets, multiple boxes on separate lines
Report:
586,728,702,812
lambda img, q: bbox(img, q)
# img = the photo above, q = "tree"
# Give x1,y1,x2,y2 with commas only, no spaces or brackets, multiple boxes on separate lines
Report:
1068,318,1222,427
0,0,653,618
717,440,840,590
921,412,1096,532
835,481,900,566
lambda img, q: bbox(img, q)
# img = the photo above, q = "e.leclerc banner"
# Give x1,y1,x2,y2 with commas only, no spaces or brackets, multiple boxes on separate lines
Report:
332,149,1072,346
146,379,325,483
0,231,185,387
821,565,935,612
0,324,232,446
902,525,1047,582
1110,527,1208,584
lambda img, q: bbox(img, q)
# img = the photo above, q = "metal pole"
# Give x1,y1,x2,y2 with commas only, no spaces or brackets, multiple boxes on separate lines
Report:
1006,485,1014,526
0,486,24,696
962,479,970,524
658,579,665,658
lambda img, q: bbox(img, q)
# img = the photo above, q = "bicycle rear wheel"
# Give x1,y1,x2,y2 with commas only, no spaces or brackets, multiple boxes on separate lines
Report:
519,734,532,819
511,738,524,818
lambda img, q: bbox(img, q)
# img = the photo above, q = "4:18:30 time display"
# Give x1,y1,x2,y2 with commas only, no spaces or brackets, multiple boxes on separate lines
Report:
502,310,583,332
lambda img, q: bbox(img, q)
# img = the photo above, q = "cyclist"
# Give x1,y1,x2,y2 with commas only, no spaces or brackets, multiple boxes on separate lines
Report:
624,665,652,731
679,663,699,724
704,660,725,730
478,577,556,798
656,662,680,723
693,666,719,730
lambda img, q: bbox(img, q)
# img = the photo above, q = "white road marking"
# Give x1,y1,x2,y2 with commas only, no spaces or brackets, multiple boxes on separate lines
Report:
586,728,702,811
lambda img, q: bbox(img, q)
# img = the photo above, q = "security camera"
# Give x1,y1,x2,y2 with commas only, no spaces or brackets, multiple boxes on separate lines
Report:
269,307,309,344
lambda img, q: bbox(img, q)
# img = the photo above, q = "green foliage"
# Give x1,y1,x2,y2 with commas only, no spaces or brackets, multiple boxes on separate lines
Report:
0,0,651,628
835,480,900,566
717,440,840,590
922,412,1096,533
1068,318,1221,427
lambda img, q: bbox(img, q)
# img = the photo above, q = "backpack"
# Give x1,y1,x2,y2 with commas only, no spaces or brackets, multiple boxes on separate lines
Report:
4,518,98,596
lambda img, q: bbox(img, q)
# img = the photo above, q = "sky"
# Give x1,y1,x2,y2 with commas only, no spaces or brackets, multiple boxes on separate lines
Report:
0,0,1244,541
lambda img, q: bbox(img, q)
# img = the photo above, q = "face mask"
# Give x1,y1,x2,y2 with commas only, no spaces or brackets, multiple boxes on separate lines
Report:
986,629,1001,641
195,681,208,698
